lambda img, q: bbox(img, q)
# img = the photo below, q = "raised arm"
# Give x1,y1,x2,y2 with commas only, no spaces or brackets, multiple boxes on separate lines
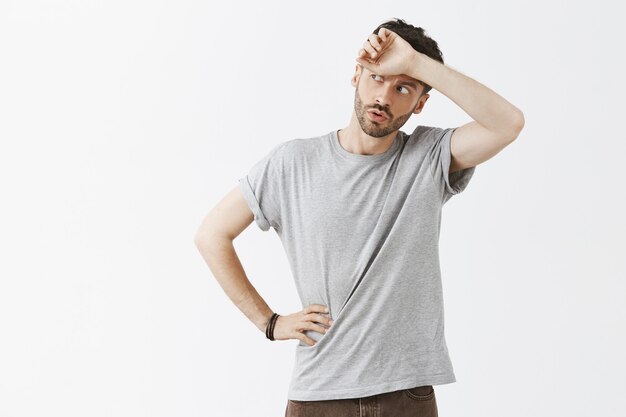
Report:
406,52,525,173
357,27,525,173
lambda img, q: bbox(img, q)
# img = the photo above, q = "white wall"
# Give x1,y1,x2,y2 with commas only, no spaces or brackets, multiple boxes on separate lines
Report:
1,1,624,416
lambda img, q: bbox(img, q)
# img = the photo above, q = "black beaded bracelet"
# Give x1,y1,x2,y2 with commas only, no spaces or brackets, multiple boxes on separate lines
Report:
265,314,272,339
265,312,280,341
265,313,277,340
268,313,279,340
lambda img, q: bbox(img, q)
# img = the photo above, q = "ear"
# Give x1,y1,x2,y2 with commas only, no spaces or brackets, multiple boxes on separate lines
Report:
412,93,430,114
351,64,363,88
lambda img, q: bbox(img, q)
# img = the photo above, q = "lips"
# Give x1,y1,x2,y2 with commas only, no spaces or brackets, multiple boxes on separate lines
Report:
368,109,389,122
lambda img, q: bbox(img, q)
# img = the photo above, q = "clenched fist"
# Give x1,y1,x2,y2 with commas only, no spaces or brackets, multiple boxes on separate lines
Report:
356,27,421,78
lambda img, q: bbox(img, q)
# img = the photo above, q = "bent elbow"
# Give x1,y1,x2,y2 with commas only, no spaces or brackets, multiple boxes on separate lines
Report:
512,110,525,135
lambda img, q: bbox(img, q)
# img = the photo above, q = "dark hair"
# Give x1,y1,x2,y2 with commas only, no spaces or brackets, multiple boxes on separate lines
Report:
373,18,444,96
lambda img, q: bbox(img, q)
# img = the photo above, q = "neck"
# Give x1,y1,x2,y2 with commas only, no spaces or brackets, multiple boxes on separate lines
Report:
337,112,398,156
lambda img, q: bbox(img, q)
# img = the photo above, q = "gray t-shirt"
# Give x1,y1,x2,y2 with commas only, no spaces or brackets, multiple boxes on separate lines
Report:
238,125,476,401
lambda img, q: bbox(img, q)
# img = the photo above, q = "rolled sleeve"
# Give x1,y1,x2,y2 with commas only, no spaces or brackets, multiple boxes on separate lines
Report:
238,142,285,232
238,175,271,231
428,127,476,202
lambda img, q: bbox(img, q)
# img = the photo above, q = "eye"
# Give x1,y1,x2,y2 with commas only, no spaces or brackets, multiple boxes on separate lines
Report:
397,86,410,94
370,74,383,81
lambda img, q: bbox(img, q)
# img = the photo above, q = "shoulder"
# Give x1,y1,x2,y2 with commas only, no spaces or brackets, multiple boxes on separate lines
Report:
408,125,444,140
273,132,330,160
405,125,454,149
259,133,329,172
282,133,328,152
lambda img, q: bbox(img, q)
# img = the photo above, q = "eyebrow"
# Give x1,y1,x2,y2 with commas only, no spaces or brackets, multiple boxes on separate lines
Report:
368,69,421,90
398,80,420,90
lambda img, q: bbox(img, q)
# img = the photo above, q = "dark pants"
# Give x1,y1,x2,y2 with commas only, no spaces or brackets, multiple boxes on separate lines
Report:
285,385,437,417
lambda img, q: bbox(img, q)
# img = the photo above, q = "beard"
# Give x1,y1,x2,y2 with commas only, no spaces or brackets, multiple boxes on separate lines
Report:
354,85,414,138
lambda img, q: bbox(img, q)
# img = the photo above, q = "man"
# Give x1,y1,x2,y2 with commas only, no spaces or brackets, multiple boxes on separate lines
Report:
195,18,524,416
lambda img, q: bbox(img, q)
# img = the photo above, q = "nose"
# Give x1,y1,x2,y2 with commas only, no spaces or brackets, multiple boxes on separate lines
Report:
375,82,394,108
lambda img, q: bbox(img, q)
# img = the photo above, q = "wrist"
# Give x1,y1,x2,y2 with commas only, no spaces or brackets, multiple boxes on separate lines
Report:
265,312,280,341
406,51,424,77
257,311,273,333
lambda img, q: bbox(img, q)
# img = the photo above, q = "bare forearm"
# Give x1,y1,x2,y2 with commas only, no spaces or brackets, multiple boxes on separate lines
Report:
195,236,273,333
409,52,524,135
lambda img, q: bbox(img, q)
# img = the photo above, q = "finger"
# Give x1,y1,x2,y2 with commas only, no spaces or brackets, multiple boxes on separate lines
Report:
368,34,382,51
379,28,387,42
305,313,333,327
297,332,317,346
362,40,377,58
358,49,378,63
304,322,329,335
356,56,377,72
306,304,330,314
380,27,394,40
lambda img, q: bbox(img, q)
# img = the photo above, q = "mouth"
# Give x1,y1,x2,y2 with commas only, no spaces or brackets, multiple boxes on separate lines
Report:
367,109,389,122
